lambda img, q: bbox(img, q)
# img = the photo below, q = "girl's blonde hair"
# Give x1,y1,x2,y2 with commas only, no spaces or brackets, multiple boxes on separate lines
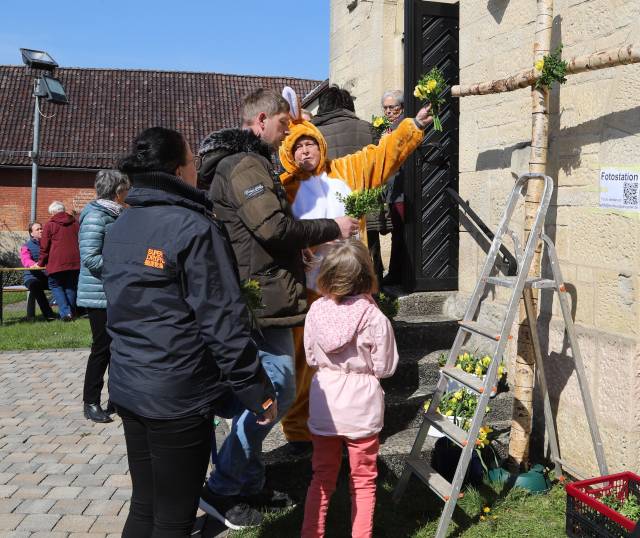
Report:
317,239,378,301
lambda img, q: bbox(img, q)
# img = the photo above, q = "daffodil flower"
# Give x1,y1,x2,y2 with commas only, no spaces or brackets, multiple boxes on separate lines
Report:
535,59,545,71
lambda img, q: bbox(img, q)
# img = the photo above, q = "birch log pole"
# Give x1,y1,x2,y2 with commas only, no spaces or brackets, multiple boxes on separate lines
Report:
452,44,640,97
508,0,554,469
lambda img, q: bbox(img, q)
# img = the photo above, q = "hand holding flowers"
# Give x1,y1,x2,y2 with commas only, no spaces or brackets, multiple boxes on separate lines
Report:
414,67,446,131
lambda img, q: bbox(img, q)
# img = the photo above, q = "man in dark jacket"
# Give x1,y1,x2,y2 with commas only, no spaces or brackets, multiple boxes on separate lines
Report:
312,86,385,281
198,88,359,529
311,86,375,160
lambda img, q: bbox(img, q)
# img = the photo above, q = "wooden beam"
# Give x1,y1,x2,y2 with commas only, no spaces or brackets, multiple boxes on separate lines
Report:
452,43,640,97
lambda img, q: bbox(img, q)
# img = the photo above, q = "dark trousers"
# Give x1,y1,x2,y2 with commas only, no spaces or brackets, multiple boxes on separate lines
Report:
387,202,406,282
117,406,213,538
25,279,54,319
367,231,385,284
83,308,111,404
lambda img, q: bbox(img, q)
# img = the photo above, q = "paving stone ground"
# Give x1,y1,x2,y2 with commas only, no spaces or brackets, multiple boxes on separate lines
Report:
0,349,229,537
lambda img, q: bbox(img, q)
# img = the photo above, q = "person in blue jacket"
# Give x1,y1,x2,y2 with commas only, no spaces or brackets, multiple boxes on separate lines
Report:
77,169,130,423
19,222,56,321
102,126,277,538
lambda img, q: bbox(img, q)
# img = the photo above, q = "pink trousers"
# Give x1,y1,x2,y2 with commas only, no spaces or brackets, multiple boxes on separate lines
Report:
302,433,379,538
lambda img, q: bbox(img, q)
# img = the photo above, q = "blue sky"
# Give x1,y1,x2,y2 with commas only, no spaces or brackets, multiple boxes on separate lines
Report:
0,0,329,80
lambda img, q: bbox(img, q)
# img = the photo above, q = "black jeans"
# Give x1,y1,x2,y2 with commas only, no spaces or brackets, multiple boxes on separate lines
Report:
26,279,54,319
83,308,111,404
117,405,213,537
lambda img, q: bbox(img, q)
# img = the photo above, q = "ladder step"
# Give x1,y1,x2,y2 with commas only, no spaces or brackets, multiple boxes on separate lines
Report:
406,458,462,501
425,413,469,447
458,320,510,341
485,276,558,289
441,366,488,394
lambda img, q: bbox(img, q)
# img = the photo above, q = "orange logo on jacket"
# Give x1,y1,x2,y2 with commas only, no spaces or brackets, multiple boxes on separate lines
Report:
144,248,165,269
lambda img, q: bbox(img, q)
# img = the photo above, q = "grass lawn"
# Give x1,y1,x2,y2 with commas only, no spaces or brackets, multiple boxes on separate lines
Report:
231,476,566,537
0,307,91,351
2,290,28,305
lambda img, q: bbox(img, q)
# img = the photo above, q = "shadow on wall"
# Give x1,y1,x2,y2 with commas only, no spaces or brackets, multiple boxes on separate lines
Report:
487,0,511,24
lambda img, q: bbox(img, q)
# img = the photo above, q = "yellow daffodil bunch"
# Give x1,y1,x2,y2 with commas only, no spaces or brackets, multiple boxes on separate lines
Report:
440,350,507,383
414,66,446,131
534,58,545,71
435,389,488,429
476,426,493,449
371,114,392,137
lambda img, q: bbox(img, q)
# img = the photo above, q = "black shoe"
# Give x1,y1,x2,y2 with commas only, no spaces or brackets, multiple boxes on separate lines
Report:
238,488,296,513
199,485,262,530
286,440,313,458
61,314,74,322
83,403,113,423
44,314,57,321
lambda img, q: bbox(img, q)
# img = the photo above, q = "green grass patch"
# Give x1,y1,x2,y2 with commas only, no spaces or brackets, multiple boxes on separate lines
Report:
230,475,566,537
2,291,28,305
0,309,91,351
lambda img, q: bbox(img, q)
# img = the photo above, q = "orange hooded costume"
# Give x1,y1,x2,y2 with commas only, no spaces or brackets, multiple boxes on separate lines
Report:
278,116,425,442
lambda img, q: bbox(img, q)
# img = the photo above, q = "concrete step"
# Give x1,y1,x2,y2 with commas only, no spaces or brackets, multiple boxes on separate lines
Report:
387,289,460,319
392,315,459,352
380,348,443,393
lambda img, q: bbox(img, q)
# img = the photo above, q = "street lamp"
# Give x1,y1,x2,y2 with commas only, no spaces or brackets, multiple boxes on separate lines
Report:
20,48,69,221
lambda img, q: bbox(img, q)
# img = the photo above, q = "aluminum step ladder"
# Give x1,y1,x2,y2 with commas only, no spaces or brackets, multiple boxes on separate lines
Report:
393,173,608,538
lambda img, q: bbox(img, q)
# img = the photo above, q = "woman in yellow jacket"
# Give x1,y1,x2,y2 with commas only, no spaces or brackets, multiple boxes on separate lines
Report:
278,105,433,452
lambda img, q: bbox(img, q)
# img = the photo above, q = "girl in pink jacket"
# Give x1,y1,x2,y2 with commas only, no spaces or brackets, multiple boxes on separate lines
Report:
301,239,399,538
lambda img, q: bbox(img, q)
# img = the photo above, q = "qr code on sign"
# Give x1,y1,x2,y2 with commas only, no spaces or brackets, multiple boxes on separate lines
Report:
623,181,638,206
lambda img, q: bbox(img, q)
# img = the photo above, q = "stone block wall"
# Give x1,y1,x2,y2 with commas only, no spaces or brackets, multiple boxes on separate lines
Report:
330,0,640,473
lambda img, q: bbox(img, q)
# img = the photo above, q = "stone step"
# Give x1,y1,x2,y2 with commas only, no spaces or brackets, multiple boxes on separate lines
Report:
390,290,459,318
380,348,444,393
391,315,459,352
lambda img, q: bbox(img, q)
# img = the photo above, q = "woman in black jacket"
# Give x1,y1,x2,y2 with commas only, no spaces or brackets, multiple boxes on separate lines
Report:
102,127,277,538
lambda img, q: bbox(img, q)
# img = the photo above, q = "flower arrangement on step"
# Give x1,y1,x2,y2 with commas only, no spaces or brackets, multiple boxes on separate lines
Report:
438,350,507,389
413,66,446,131
534,45,568,90
336,186,385,219
424,388,490,431
371,114,392,137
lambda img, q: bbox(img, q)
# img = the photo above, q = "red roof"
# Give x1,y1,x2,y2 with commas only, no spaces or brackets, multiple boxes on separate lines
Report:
0,66,322,170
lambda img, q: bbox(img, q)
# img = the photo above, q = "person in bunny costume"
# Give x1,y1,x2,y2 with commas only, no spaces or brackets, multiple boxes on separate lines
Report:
278,88,432,454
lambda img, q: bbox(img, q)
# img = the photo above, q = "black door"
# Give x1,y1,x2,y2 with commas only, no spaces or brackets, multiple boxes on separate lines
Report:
403,0,459,291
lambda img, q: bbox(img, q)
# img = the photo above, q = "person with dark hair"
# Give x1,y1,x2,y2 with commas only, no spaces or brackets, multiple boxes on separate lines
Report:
197,88,359,529
37,201,80,321
77,169,130,424
19,222,56,321
102,126,277,537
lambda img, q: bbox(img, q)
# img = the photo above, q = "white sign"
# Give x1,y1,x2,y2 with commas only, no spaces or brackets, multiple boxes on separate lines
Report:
599,168,640,211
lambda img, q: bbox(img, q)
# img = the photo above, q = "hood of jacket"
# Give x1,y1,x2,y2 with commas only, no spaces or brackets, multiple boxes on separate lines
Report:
311,295,375,353
51,211,76,226
198,128,272,188
279,120,328,186
125,171,213,216
79,200,119,225
312,108,361,128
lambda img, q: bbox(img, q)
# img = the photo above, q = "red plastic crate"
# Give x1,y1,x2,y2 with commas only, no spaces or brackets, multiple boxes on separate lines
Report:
566,472,640,537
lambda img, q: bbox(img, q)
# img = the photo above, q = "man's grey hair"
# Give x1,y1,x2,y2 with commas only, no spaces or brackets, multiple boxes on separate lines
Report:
381,90,404,107
48,201,65,215
241,88,290,126
95,169,130,200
